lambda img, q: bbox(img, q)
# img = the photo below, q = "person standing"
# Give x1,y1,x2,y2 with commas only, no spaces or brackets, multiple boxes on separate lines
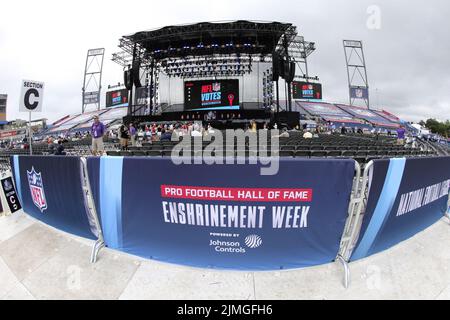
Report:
91,115,105,156
397,126,406,145
129,123,137,146
119,124,130,150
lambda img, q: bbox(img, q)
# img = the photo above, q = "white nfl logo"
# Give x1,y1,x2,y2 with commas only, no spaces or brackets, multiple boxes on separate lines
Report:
212,82,221,92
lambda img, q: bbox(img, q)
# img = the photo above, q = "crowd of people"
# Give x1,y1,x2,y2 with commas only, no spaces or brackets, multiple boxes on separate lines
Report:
112,122,214,150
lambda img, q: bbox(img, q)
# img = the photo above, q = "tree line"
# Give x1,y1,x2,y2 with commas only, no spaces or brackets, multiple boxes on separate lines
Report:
419,119,450,138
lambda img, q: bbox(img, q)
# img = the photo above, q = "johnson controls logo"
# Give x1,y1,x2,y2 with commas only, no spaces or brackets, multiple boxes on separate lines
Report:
210,233,262,254
245,235,262,249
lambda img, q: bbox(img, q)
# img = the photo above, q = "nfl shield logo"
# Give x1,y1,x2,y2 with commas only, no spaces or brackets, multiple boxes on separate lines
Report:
212,82,221,92
356,89,363,98
27,167,48,212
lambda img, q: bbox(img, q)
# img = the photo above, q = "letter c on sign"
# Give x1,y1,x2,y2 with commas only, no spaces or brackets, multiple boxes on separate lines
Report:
24,89,39,110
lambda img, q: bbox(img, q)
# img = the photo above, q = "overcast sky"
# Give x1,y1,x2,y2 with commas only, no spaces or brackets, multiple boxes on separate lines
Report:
1,0,449,123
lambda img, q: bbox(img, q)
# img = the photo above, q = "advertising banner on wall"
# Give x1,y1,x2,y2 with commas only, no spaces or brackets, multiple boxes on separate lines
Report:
11,156,99,240
83,91,99,104
87,157,355,270
351,157,450,261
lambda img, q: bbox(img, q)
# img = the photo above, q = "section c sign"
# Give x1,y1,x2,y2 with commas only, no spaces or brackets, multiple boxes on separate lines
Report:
19,80,44,112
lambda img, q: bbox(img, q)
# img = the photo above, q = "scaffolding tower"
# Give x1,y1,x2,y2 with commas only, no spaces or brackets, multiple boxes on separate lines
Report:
343,40,370,108
82,48,105,113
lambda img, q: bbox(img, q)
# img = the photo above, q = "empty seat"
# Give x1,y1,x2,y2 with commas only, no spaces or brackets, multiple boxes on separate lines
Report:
163,145,174,151
107,151,121,156
279,150,294,157
327,150,342,158
342,150,357,157
388,151,398,157
132,151,147,157
310,150,327,158
161,150,174,157
295,150,311,158
356,151,368,157
147,150,162,157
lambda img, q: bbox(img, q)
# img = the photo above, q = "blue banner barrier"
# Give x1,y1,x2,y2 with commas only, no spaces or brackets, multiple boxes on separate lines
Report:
351,157,450,261
87,157,355,270
11,156,98,240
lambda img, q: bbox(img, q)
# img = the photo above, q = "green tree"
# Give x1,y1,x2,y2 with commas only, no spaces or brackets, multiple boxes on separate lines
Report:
423,118,450,137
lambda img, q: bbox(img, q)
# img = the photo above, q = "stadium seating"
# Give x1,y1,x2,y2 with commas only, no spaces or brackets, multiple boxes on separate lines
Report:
100,132,438,164
0,129,440,165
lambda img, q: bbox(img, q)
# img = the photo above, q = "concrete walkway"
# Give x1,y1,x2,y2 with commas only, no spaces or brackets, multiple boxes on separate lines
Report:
0,211,449,300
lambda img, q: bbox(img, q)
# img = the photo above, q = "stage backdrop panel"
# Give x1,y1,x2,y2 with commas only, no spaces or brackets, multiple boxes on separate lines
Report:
11,156,98,240
88,157,355,270
351,157,450,261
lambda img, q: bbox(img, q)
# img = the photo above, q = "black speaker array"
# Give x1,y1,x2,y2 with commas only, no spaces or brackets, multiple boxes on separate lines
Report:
123,60,143,90
272,53,296,82
132,60,142,88
272,52,280,81
124,69,132,90
285,62,296,83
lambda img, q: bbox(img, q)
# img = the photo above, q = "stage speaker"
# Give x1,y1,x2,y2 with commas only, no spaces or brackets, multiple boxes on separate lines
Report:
124,69,132,90
272,52,280,81
285,61,296,83
281,58,290,80
132,60,142,88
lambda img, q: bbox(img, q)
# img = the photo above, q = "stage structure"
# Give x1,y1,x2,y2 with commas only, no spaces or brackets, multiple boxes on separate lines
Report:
112,21,317,127
343,40,370,109
285,35,316,82
82,48,105,113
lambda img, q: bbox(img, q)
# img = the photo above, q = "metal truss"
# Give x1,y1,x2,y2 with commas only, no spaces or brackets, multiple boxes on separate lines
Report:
160,54,253,78
343,40,370,108
288,36,316,80
111,21,318,116
82,48,105,113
